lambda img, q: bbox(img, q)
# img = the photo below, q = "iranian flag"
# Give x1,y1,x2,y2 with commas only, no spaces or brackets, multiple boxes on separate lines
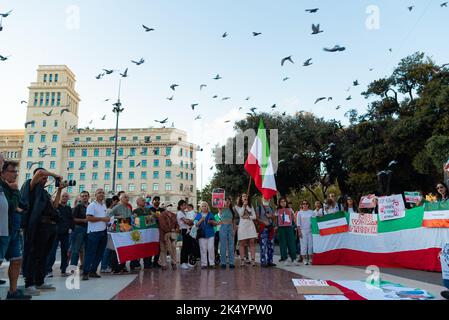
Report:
317,212,349,236
244,119,277,200
110,227,160,264
423,201,449,228
312,206,449,271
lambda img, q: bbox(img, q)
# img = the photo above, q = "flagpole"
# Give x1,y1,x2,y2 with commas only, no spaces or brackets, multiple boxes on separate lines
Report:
246,176,252,196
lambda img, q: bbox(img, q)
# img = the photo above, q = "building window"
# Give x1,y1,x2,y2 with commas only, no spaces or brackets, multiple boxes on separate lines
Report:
133,136,138,141
153,183,159,191
94,148,99,157
52,135,58,142
82,149,88,157
130,160,135,168
51,92,55,106
179,148,183,157
74,137,80,142
86,137,91,142
40,135,46,143
106,148,112,157
116,184,122,192
180,172,184,179
104,184,110,193
26,162,33,170
141,148,148,156
166,159,172,167
180,161,183,168
92,173,98,181
45,93,50,106
43,120,47,128
118,148,123,156
68,173,74,181
34,93,38,106
80,173,86,181
190,162,194,169
153,171,159,179
98,137,103,142
190,185,194,192
109,136,115,142
54,120,58,127
117,172,123,180
93,161,99,169
185,163,188,169
141,171,147,179
27,149,33,157
57,92,61,106
117,160,123,169
51,148,56,157
48,185,54,194
190,151,193,159
26,173,31,180
141,183,147,192
165,171,171,179
185,172,189,180
29,135,34,143
129,172,135,180
154,148,160,156
68,161,74,169
154,159,159,167
105,160,111,169
104,172,110,180
80,161,86,169
121,137,126,141
191,174,194,181
49,74,53,82
130,148,136,156
55,74,59,83
166,147,172,156
156,136,161,141
50,161,56,169
128,184,135,192
39,93,44,106
165,183,172,191
69,149,75,157
79,185,85,193
144,136,151,143
142,160,147,168
43,74,47,82
180,183,184,191
91,184,98,193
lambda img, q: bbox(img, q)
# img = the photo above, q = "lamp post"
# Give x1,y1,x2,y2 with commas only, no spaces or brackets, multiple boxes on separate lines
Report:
112,79,124,194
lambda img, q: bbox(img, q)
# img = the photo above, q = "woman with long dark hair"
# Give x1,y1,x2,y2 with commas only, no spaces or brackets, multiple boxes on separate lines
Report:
436,182,449,201
177,200,194,270
344,196,358,214
235,193,257,267
218,197,237,268
276,197,299,266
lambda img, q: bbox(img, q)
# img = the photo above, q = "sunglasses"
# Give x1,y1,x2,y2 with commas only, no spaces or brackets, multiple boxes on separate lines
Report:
437,186,445,190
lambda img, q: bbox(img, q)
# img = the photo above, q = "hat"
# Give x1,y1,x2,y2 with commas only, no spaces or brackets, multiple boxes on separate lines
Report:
153,196,161,201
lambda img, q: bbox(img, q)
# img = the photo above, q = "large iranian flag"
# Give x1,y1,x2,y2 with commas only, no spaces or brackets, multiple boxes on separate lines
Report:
244,119,277,200
317,212,349,236
312,206,449,271
423,201,449,228
109,227,160,264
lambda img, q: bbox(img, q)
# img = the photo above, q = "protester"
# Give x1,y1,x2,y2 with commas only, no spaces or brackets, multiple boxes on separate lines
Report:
218,197,236,269
147,196,164,268
177,200,195,270
110,193,133,221
213,209,222,266
68,191,89,271
158,202,179,270
117,191,132,210
344,196,358,214
324,193,341,214
21,168,65,295
314,200,324,217
276,197,299,266
82,189,110,280
0,158,31,299
436,182,449,201
235,194,257,267
296,200,314,265
46,192,73,277
256,198,276,268
194,201,217,269
186,203,200,265
100,198,115,274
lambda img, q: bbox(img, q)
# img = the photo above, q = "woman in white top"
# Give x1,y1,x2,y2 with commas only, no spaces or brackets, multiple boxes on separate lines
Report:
234,193,257,267
295,200,315,265
177,200,194,270
344,196,358,214
313,200,324,217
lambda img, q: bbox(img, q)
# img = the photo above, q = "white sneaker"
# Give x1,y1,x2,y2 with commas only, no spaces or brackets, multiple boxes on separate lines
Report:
180,263,190,270
187,263,196,269
46,272,53,278
293,260,301,266
304,260,310,265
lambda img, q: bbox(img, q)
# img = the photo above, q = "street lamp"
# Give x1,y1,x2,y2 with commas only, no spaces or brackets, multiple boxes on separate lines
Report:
112,79,124,194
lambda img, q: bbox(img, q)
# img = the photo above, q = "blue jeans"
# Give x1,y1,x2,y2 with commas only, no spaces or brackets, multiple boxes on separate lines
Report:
46,233,70,273
101,249,113,271
70,225,87,266
260,229,274,265
219,224,234,265
83,230,107,274
444,279,449,290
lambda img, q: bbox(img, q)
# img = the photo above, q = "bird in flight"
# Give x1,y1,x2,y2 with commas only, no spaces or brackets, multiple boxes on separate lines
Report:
353,80,359,86
120,68,129,78
323,45,346,52
245,97,251,101
283,77,290,81
311,24,323,35
155,118,169,124
222,32,228,38
170,84,179,91
212,95,218,99
303,58,313,66
167,96,174,101
131,58,145,66
252,32,262,37
213,74,222,80
336,105,341,110
271,104,277,109
0,55,10,61
191,104,199,110
281,56,294,66
103,69,114,75
250,107,257,113
408,6,415,11
96,73,105,80
24,121,35,128
142,25,155,32
200,84,207,90
224,120,231,123
101,115,106,120
42,110,53,117
221,97,231,101
0,10,13,18
104,98,111,102
60,108,70,115
195,115,202,120
441,2,448,7
346,95,352,101
305,8,319,13
328,97,333,101
20,100,27,104
314,97,327,104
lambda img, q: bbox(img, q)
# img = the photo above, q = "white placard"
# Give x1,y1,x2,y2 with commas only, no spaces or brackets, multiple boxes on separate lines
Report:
378,195,406,221
292,279,329,287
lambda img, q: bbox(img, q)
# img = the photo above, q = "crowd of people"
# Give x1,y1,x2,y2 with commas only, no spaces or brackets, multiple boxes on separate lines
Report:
1,151,449,300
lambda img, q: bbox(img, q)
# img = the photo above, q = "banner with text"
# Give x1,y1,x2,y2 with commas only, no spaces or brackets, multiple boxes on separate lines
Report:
378,195,406,222
348,213,378,235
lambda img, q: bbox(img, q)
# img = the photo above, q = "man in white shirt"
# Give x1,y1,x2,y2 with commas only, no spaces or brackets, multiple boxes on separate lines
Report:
82,189,110,280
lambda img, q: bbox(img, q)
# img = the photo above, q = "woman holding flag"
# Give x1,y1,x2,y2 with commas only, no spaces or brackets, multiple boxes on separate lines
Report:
235,194,257,267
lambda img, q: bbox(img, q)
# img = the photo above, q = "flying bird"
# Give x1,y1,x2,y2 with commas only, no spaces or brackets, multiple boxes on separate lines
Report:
120,68,129,78
20,100,28,104
60,108,70,115
103,69,114,75
170,84,179,91
191,103,199,110
305,8,319,13
104,98,111,102
42,110,53,117
250,107,257,113
323,45,346,52
212,95,218,99
142,25,155,32
336,105,341,110
346,95,352,101
311,24,323,35
195,115,202,120
271,104,277,109
155,118,169,124
314,97,327,104
222,32,228,38
281,56,294,66
441,2,448,7
353,80,359,86
408,6,415,11
167,96,174,101
24,121,35,128
0,55,10,61
303,58,313,66
96,73,105,79
282,77,290,81
200,84,207,90
101,115,106,120
245,97,251,101
252,32,262,37
221,97,231,101
328,97,333,101
131,58,145,66
224,120,231,123
213,74,222,80
0,10,13,18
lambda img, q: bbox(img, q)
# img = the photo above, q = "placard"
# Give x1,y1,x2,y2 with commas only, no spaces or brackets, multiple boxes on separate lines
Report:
212,188,225,209
441,243,449,281
349,212,378,235
359,194,377,209
404,192,422,204
378,195,406,221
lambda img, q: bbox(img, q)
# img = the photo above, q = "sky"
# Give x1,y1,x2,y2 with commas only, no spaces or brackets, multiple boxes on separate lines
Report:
0,0,448,189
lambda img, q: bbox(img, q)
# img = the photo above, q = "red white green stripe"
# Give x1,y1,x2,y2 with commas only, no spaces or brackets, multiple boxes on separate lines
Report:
244,119,277,200
316,212,349,236
110,228,160,264
423,201,449,228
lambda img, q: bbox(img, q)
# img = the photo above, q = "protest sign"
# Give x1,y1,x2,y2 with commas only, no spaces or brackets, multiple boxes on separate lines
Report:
212,188,225,209
359,194,377,209
378,195,406,221
349,212,378,235
404,192,422,204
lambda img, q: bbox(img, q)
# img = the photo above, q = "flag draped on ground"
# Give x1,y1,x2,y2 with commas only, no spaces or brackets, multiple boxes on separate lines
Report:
244,119,277,200
312,206,449,271
109,226,160,264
